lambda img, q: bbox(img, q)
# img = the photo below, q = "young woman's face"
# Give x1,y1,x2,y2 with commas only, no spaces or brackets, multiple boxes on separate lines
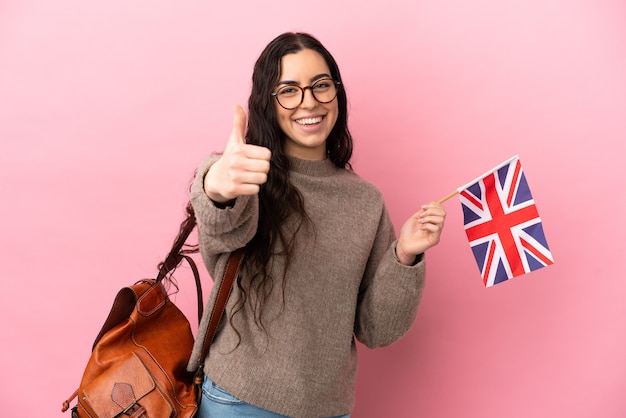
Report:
274,48,339,160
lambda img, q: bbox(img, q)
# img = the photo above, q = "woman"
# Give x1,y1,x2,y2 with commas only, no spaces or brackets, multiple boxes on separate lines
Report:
188,32,446,418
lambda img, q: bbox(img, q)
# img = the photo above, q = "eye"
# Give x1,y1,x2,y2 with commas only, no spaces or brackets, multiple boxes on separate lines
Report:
277,86,300,96
312,80,332,90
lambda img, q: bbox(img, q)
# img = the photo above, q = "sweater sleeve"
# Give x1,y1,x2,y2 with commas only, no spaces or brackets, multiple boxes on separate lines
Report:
190,154,259,277
354,205,426,348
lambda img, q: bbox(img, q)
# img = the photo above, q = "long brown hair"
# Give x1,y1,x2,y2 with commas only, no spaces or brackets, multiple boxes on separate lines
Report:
235,32,353,332
165,32,353,337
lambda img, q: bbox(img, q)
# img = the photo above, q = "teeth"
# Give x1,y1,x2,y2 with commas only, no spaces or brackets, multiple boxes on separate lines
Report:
296,116,323,125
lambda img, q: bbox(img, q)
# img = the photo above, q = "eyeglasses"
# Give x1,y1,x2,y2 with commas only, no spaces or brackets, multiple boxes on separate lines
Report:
271,78,341,110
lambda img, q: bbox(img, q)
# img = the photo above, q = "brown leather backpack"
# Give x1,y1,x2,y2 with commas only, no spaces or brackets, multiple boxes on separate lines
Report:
62,204,244,417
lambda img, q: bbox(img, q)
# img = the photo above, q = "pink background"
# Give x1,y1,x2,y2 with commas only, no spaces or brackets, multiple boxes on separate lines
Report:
1,1,625,417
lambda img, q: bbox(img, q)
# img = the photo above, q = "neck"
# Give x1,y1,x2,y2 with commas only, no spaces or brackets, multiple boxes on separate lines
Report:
283,144,327,161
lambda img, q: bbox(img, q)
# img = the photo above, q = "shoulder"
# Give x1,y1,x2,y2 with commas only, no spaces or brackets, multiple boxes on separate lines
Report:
335,169,386,206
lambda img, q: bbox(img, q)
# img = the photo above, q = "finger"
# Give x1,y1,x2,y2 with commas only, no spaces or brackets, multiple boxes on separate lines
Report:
418,219,445,234
228,148,271,176
242,157,271,175
241,184,264,195
242,144,272,162
421,201,446,212
419,203,446,218
419,214,445,224
234,170,268,186
228,105,247,145
230,183,262,197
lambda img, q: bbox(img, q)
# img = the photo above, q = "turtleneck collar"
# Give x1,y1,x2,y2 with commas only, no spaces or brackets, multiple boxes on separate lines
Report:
287,155,339,177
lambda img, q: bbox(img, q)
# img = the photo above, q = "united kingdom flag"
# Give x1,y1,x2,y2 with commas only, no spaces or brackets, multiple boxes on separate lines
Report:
458,155,554,287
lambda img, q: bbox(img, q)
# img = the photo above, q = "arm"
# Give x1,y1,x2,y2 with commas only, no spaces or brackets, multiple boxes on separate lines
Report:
354,203,445,348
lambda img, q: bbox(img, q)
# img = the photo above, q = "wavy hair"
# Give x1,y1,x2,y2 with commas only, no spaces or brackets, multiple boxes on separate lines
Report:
230,32,353,334
162,33,354,341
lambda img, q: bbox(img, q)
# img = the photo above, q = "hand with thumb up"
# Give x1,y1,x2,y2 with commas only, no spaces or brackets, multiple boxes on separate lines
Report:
203,105,272,203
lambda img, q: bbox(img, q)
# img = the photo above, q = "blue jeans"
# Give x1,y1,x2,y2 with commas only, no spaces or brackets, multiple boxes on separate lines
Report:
197,375,351,418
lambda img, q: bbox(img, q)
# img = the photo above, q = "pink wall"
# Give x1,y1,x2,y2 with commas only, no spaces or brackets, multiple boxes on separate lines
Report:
1,1,625,416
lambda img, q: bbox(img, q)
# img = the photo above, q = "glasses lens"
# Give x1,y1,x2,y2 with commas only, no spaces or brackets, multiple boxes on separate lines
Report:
276,85,303,110
311,79,337,103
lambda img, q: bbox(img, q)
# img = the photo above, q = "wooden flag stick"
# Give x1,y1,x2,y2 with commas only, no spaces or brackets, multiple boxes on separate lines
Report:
437,190,459,204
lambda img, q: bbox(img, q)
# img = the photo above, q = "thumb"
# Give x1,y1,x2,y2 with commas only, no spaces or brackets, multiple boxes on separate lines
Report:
228,105,247,145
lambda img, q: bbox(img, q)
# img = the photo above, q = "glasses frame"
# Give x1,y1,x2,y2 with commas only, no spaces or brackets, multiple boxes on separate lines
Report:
271,78,342,110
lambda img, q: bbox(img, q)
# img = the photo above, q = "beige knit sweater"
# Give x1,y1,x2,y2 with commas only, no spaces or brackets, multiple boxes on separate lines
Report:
187,155,425,418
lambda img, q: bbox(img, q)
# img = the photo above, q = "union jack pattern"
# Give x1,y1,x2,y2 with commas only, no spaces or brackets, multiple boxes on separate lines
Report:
458,156,554,287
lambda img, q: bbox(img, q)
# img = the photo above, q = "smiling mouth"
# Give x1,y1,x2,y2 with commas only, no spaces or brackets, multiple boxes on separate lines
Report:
295,116,323,126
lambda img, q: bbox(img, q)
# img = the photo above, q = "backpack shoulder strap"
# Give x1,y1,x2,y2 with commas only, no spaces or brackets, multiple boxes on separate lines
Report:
193,248,244,385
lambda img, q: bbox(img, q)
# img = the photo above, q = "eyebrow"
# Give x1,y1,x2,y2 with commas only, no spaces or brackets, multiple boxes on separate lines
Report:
277,73,332,86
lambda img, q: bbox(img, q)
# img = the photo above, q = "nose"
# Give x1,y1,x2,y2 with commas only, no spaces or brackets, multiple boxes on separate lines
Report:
300,86,317,108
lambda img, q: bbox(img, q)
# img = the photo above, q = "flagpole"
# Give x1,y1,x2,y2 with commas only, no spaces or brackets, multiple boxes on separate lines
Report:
437,155,520,205
437,190,459,204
